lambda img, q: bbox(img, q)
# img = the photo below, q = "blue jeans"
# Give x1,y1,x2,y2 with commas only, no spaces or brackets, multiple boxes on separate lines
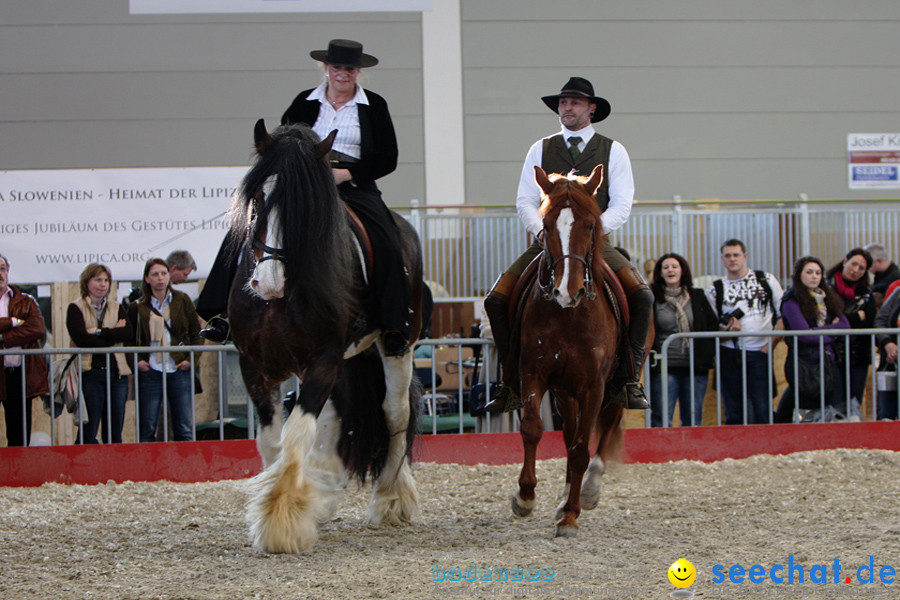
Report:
650,372,708,427
138,368,194,442
718,347,774,425
876,390,898,420
80,368,128,444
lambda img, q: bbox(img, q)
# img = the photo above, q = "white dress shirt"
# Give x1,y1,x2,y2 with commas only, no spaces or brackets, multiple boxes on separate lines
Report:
307,81,369,159
516,123,635,236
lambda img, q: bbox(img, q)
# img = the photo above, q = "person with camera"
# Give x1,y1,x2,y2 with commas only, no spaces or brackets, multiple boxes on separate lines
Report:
706,239,783,424
824,248,874,421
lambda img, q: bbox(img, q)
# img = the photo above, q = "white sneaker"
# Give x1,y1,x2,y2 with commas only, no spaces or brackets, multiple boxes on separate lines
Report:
847,398,863,422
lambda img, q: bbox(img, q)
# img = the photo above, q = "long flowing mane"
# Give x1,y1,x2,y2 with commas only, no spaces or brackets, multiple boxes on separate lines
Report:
229,123,356,322
227,119,424,554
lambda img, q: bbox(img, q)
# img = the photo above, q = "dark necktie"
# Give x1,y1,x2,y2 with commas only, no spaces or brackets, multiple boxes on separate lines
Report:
568,136,582,161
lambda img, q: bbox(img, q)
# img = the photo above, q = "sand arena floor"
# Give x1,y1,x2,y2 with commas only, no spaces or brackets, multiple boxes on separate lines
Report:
1,448,898,599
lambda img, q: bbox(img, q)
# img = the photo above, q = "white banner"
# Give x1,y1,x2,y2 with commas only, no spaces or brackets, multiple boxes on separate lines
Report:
0,167,247,284
848,133,900,190
130,0,432,14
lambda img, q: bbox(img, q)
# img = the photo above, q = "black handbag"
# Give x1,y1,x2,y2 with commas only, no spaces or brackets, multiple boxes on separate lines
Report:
796,353,836,409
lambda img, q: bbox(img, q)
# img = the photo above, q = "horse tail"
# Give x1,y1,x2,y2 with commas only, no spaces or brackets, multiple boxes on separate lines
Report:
331,348,421,483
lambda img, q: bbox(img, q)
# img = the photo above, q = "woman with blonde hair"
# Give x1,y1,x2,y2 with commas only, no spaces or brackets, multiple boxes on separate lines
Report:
66,263,132,443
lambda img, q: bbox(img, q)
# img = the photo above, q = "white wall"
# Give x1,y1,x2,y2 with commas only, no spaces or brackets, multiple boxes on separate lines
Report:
2,1,899,204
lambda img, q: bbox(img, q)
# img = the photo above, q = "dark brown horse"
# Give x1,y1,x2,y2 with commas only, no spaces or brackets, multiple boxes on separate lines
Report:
228,120,423,553
511,165,625,537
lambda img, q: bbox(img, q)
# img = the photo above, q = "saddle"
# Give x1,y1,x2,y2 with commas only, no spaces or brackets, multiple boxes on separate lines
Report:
342,202,374,281
502,251,631,392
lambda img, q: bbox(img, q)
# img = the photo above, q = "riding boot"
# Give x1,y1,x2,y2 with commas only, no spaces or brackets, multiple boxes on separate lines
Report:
482,272,523,413
612,267,653,410
200,314,231,344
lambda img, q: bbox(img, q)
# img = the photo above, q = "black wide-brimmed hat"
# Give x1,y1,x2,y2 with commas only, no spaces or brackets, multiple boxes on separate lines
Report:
309,39,378,68
541,77,611,123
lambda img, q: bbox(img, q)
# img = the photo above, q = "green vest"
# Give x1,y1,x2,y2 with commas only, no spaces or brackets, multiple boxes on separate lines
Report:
541,133,613,211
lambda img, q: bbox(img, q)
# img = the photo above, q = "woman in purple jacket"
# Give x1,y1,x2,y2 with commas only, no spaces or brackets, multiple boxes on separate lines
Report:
774,256,849,423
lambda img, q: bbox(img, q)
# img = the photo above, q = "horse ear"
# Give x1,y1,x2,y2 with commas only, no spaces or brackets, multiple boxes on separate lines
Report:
534,166,554,195
254,119,274,153
316,130,338,159
586,164,604,195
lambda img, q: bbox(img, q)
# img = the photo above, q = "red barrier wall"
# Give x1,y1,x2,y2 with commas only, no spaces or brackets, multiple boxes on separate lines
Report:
1,422,898,487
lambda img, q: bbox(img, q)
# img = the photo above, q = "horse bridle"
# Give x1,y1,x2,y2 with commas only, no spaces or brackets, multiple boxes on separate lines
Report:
252,238,285,265
250,182,286,265
536,222,598,302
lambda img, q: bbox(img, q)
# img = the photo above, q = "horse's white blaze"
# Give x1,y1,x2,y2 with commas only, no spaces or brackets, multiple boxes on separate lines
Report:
250,202,285,300
367,351,419,526
554,208,575,307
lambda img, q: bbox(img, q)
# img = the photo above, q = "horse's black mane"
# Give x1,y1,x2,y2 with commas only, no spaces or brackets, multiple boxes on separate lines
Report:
230,123,357,322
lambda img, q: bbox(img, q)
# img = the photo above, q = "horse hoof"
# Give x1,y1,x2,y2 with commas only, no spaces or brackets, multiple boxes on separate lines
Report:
554,524,578,538
580,494,600,511
510,494,534,518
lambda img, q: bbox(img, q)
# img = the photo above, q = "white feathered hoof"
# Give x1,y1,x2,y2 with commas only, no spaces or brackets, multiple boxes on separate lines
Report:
511,493,535,518
366,463,420,527
245,413,322,553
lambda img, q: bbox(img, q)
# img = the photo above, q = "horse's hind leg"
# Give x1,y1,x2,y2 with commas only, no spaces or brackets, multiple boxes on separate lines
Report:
513,378,545,518
367,353,420,527
582,402,624,511
307,399,348,522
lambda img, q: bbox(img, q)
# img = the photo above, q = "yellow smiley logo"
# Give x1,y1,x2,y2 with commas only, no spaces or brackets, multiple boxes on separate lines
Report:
667,558,697,588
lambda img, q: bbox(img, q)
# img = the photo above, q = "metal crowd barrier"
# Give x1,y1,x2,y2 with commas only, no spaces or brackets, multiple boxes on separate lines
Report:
656,328,900,427
3,328,899,446
0,344,240,446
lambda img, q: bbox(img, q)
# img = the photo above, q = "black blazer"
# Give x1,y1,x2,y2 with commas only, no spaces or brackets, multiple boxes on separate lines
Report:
281,88,398,187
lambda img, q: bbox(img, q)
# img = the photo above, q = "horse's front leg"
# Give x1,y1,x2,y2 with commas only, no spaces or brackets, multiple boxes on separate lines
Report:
238,354,283,468
555,385,602,538
368,351,419,527
553,390,577,519
246,356,342,553
512,372,546,518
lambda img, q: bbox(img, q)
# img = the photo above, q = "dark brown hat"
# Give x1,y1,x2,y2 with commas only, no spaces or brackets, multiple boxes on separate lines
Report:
309,39,378,68
541,76,611,123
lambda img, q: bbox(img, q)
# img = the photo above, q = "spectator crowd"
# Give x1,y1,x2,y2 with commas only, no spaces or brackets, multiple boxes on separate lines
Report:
3,237,900,446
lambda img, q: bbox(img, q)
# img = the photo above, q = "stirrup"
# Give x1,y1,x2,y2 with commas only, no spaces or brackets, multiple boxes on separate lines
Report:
623,381,650,410
483,384,523,414
199,315,231,344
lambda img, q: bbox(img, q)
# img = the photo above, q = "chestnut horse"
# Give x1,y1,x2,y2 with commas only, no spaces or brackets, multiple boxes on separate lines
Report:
228,120,423,553
511,165,625,538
